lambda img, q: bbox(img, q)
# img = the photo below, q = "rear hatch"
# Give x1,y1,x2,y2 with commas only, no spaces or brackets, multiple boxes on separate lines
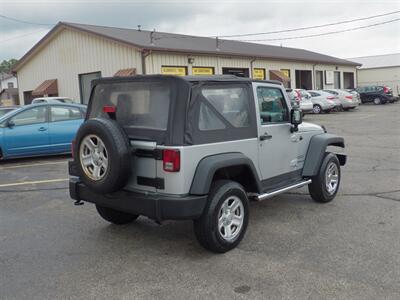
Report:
88,78,173,192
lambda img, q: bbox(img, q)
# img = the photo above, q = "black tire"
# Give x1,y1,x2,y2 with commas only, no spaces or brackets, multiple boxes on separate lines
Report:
373,97,381,105
313,104,322,114
74,118,131,193
193,180,249,253
96,205,139,225
308,153,341,203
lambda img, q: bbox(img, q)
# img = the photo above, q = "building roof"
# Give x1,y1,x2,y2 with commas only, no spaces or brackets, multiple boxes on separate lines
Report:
0,73,15,81
32,79,58,96
13,22,359,72
348,53,400,69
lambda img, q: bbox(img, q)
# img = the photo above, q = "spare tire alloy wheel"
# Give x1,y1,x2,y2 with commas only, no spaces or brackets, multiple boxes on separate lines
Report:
75,118,131,193
80,135,108,181
373,97,381,105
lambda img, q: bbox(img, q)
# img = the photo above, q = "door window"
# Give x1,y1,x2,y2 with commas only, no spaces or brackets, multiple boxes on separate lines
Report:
10,107,47,126
50,106,83,122
257,86,289,124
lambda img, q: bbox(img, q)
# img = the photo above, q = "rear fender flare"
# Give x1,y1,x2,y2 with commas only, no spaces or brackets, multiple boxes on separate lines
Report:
189,152,262,195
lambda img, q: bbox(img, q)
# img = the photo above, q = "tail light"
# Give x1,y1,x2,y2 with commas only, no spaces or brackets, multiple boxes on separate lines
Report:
103,106,116,113
383,86,390,94
295,90,301,103
71,140,76,158
345,95,353,101
327,96,335,100
103,106,117,120
163,149,180,172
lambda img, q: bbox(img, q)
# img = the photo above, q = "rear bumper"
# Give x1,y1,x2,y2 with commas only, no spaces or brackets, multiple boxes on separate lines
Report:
69,177,207,222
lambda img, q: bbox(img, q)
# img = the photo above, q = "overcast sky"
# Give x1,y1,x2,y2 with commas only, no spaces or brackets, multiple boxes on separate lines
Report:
0,0,399,61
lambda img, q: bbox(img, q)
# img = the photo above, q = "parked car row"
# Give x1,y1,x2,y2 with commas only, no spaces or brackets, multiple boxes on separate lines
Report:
286,88,359,114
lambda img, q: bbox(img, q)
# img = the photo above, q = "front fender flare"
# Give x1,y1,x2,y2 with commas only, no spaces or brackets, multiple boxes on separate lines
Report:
302,133,345,177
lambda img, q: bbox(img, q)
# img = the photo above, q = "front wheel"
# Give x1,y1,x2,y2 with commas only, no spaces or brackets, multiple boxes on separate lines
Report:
193,180,249,253
313,104,322,114
308,153,341,203
96,205,139,224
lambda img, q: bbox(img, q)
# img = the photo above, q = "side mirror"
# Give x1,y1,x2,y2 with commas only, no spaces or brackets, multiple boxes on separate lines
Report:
290,108,302,132
7,120,15,128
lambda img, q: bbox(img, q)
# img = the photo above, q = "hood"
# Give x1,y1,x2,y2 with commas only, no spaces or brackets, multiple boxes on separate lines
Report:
298,122,324,133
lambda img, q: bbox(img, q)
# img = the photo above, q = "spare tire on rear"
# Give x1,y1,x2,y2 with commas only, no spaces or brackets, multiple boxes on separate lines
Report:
74,118,131,193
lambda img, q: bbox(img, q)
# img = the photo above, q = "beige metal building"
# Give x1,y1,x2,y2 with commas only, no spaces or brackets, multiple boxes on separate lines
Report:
13,22,359,105
349,53,400,96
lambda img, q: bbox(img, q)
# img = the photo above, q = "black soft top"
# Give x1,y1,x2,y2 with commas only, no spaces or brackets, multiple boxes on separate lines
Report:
88,75,268,145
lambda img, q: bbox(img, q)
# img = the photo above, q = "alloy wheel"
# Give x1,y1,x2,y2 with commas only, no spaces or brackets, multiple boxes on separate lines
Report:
79,135,109,181
325,162,339,195
218,195,244,242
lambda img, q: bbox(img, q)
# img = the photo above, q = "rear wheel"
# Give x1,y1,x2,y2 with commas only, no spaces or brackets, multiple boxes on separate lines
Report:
308,153,341,203
96,205,139,225
373,97,381,105
313,104,322,114
193,180,249,253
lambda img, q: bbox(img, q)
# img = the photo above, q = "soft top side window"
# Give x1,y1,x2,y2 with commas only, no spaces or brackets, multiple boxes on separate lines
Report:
200,85,250,130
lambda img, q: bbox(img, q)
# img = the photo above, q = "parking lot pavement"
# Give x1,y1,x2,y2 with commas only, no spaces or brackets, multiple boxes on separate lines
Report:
1,104,399,300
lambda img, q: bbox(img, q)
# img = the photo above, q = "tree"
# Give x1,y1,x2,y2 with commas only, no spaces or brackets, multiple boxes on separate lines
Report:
0,59,19,74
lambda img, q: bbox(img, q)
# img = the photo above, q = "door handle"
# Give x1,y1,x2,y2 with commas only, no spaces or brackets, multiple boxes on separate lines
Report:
259,132,272,141
38,127,47,131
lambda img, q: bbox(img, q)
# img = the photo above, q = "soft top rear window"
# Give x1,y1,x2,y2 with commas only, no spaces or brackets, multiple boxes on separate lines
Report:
89,81,171,130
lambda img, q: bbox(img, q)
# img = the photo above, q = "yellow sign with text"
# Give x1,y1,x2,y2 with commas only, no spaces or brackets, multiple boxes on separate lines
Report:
161,67,187,76
192,67,214,76
280,69,290,78
253,68,265,80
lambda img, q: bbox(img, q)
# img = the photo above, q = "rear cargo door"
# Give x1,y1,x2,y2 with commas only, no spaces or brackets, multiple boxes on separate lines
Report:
126,140,159,192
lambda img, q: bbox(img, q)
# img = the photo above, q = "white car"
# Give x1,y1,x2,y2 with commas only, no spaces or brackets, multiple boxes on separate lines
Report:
324,89,359,110
307,90,337,114
31,97,75,104
286,89,313,114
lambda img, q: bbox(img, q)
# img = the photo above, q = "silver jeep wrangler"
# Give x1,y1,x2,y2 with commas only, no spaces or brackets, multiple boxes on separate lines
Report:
69,75,346,253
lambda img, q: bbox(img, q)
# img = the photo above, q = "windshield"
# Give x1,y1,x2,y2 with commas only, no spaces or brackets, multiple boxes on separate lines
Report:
89,81,171,131
0,109,14,117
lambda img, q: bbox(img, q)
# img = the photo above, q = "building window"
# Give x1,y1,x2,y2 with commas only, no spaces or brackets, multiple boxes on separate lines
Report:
192,67,214,76
334,71,341,89
222,67,250,78
343,72,355,89
79,71,101,104
315,71,324,90
253,68,266,80
161,66,187,76
295,70,312,90
7,82,14,89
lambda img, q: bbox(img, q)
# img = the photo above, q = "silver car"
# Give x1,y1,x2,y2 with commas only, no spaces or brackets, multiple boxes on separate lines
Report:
324,89,359,110
308,90,337,114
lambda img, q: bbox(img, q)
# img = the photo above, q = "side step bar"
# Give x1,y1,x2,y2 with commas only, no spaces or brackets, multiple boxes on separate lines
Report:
256,179,312,201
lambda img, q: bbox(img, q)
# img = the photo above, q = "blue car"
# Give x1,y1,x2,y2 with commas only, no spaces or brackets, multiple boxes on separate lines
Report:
0,103,86,160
